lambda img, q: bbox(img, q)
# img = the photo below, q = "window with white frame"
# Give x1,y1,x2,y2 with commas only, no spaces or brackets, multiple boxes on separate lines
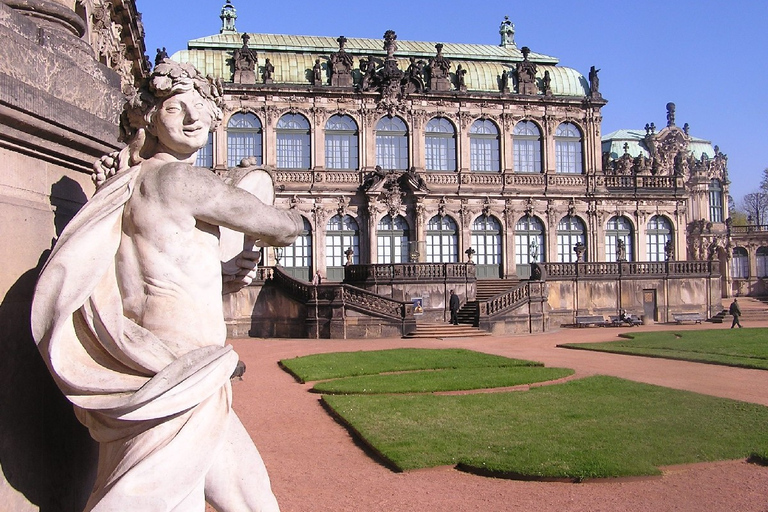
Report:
731,247,749,279
325,114,358,170
425,118,457,171
326,214,359,268
227,112,262,167
195,132,213,168
557,216,586,262
471,215,502,265
646,215,672,262
605,216,634,262
282,217,312,281
513,120,542,173
377,214,410,263
709,178,724,223
426,215,458,263
757,247,768,277
555,122,582,174
276,113,311,169
514,215,545,265
376,116,408,170
469,119,500,172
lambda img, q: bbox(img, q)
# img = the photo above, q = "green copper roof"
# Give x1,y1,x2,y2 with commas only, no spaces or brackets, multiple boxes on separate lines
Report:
602,129,716,160
172,32,590,97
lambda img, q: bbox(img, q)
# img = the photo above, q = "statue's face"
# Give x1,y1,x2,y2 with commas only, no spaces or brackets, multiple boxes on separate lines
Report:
152,89,212,158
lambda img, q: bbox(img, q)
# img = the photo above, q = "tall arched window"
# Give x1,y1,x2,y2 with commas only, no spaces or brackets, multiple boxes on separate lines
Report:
426,215,458,263
555,122,583,174
757,247,768,277
557,216,586,262
514,215,545,279
709,178,724,223
731,247,749,279
646,215,673,262
282,217,312,281
377,214,410,263
227,112,262,167
471,215,502,278
469,119,500,172
513,120,542,173
326,214,359,281
605,216,634,262
325,114,358,170
195,132,214,168
376,116,408,170
425,118,456,171
276,113,311,169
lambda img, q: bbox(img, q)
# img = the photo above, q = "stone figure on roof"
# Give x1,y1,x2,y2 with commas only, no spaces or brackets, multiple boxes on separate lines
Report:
589,66,601,98
262,58,274,83
233,33,257,84
312,58,324,85
31,58,301,511
516,46,537,95
330,35,354,87
154,46,168,66
456,64,467,91
428,43,451,91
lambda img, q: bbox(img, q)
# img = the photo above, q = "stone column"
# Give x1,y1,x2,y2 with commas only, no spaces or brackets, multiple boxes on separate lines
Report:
4,0,86,37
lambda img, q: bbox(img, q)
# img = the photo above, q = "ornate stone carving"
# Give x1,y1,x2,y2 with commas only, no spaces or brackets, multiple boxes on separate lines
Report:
330,36,354,87
516,47,537,95
233,33,257,84
499,16,516,48
589,66,601,99
262,58,274,83
428,43,451,92
456,64,467,92
312,58,324,86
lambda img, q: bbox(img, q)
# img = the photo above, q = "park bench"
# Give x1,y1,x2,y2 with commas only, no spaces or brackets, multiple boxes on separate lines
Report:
575,315,609,327
608,314,643,327
672,312,705,324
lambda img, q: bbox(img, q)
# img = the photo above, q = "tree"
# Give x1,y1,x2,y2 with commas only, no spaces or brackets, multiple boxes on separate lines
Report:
741,192,768,225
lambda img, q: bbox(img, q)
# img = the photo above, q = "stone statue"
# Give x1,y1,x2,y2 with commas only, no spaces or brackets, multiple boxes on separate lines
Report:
262,58,274,83
589,66,601,98
312,58,323,85
574,241,586,262
456,63,467,91
31,59,301,511
233,33,257,84
616,239,627,261
330,35,354,87
516,46,537,95
528,238,539,262
665,239,674,261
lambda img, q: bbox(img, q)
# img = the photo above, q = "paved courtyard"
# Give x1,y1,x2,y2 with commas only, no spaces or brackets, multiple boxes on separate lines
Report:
220,319,768,512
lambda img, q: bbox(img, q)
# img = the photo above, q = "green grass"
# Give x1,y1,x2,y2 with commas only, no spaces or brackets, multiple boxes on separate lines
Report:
280,348,541,383
323,376,768,478
313,366,574,394
561,328,768,370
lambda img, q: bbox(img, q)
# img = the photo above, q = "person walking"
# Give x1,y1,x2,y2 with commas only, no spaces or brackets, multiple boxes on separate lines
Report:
449,289,460,325
729,298,743,328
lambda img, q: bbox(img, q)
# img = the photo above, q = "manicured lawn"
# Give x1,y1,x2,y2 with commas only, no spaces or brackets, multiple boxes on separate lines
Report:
323,376,768,479
280,348,542,382
282,348,768,479
560,328,768,370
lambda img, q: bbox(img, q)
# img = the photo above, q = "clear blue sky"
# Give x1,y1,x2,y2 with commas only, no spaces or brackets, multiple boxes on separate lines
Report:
138,0,767,206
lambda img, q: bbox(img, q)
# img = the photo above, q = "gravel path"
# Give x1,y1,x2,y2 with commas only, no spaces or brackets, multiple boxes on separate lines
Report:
217,321,768,512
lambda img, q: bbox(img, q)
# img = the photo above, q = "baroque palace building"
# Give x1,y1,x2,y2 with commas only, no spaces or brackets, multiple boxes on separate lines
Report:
173,1,730,292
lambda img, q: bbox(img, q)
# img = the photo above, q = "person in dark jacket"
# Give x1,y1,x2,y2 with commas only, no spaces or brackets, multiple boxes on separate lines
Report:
729,299,743,328
449,289,460,325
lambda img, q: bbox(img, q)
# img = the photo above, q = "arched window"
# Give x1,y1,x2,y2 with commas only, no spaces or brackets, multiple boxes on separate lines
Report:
282,217,312,281
325,114,358,170
731,247,749,279
469,119,500,172
195,132,214,168
514,215,545,279
471,215,502,278
555,122,583,174
376,116,408,170
605,216,634,262
709,179,724,223
513,120,542,173
557,216,586,262
425,118,456,171
757,247,768,278
646,215,673,262
426,215,458,263
326,214,359,281
276,113,311,169
377,214,410,263
227,112,262,167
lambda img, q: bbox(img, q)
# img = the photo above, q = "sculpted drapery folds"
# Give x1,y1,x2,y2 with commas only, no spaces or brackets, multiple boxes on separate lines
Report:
32,59,301,511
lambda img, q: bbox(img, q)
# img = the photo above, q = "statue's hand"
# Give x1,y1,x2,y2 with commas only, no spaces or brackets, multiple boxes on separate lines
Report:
92,151,121,190
222,249,261,294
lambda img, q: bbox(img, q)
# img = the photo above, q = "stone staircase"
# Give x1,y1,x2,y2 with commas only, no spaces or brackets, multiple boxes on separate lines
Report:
403,322,490,338
710,297,768,324
455,278,522,326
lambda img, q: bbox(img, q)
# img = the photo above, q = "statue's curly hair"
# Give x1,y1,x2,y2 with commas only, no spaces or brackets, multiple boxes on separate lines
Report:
119,59,224,144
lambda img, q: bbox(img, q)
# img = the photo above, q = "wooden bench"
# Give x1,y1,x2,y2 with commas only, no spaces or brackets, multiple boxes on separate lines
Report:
672,312,704,324
576,315,609,327
608,314,643,327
